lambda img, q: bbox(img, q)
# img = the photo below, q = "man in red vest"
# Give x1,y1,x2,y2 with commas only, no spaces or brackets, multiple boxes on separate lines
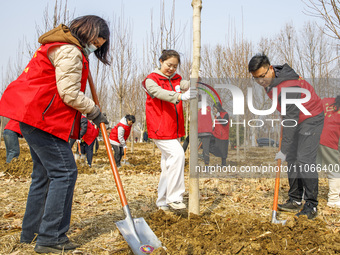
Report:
109,115,135,167
80,116,99,167
249,54,324,219
3,119,23,163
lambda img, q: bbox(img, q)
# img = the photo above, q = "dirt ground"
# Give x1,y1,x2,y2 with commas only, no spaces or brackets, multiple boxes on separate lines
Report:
0,140,339,254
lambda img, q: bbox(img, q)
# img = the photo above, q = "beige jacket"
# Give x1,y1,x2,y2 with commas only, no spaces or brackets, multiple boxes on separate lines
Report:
145,68,190,104
39,24,96,115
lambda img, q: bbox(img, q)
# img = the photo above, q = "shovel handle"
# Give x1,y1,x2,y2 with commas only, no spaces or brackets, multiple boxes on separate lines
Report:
88,71,128,207
124,147,127,160
272,127,283,212
77,140,82,156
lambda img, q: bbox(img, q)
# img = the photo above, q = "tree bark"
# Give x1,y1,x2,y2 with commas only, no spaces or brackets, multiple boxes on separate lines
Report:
189,0,202,216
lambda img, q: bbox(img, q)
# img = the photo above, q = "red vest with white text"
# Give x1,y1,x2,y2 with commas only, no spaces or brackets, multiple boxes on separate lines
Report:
81,116,99,145
109,121,132,144
0,42,89,141
266,79,323,124
320,98,340,150
142,72,185,139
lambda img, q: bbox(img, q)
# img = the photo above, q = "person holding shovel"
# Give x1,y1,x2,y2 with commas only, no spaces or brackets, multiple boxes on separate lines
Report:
248,53,324,219
109,114,135,167
210,102,230,166
317,96,340,208
0,15,110,253
142,49,196,211
80,116,99,167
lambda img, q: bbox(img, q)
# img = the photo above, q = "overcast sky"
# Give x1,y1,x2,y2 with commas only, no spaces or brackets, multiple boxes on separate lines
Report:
0,0,322,71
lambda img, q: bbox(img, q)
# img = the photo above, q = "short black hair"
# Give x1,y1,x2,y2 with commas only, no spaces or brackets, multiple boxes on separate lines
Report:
248,53,271,72
159,50,181,65
125,115,136,123
332,95,340,111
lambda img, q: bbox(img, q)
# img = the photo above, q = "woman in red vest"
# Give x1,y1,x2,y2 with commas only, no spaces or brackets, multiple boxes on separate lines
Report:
3,119,23,163
109,115,135,167
0,16,109,253
142,50,196,211
317,96,340,208
80,116,99,167
211,102,230,166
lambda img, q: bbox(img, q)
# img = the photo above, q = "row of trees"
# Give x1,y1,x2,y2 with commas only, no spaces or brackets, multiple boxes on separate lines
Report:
1,0,339,147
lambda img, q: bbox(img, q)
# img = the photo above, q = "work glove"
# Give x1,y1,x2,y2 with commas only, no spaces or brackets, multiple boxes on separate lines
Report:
87,105,109,127
275,151,286,162
181,87,197,101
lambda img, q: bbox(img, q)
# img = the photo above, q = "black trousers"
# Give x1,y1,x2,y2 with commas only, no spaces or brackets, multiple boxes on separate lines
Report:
112,145,124,166
286,115,324,207
199,135,211,164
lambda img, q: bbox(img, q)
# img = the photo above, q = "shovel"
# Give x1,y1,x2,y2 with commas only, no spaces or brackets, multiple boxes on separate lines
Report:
271,127,287,225
74,140,82,160
88,72,163,254
122,147,130,165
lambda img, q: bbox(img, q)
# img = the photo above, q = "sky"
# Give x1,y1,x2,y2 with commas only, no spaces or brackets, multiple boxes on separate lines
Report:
0,0,323,71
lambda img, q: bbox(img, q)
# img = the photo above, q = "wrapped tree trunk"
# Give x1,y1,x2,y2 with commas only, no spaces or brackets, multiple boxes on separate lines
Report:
189,0,202,216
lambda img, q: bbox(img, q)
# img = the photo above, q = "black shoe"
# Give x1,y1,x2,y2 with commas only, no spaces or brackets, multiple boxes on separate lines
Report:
295,202,317,219
278,199,303,212
34,241,80,254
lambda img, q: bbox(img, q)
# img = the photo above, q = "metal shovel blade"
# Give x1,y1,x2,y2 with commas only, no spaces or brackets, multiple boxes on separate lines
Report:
116,217,163,254
271,210,287,225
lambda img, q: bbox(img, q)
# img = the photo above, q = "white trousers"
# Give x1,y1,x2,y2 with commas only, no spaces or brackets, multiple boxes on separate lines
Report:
153,138,185,206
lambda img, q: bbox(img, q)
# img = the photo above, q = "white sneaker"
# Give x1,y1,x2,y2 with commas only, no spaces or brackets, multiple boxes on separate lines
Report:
168,201,186,210
327,201,340,208
158,206,170,211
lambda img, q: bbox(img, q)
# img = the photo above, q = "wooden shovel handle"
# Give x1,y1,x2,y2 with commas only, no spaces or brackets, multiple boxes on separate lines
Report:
87,71,128,207
272,127,283,211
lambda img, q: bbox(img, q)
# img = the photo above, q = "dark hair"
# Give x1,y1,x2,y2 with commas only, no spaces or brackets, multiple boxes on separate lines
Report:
213,102,225,112
69,15,110,65
248,53,271,72
125,115,136,123
159,50,181,65
331,95,340,111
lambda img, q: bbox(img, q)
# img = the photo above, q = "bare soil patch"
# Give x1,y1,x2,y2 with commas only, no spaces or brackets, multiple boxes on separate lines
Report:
0,141,339,254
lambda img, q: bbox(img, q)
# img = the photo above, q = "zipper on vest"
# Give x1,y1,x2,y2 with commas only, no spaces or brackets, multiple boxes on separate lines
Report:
42,94,56,120
169,79,179,137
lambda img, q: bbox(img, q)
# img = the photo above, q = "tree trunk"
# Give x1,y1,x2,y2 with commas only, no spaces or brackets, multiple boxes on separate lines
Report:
189,0,202,216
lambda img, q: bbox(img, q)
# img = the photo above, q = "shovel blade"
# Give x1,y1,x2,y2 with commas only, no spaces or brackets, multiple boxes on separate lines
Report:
116,217,163,254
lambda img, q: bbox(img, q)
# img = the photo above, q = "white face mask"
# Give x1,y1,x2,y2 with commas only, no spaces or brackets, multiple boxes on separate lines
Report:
84,44,97,55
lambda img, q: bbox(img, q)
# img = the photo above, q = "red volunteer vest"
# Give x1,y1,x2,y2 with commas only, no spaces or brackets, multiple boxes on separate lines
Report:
81,116,99,145
142,72,185,139
198,106,213,133
320,98,340,150
266,79,323,124
4,119,22,136
212,112,229,140
0,42,89,141
109,122,132,144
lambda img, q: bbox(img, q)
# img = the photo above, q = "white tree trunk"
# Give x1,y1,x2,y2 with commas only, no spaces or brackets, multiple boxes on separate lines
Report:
189,0,202,216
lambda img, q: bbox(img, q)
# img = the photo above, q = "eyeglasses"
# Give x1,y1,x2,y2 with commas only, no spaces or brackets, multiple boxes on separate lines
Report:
253,67,270,81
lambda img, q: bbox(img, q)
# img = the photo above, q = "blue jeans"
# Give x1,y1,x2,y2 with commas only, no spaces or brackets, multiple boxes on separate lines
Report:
19,122,77,246
3,129,20,163
80,140,95,166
